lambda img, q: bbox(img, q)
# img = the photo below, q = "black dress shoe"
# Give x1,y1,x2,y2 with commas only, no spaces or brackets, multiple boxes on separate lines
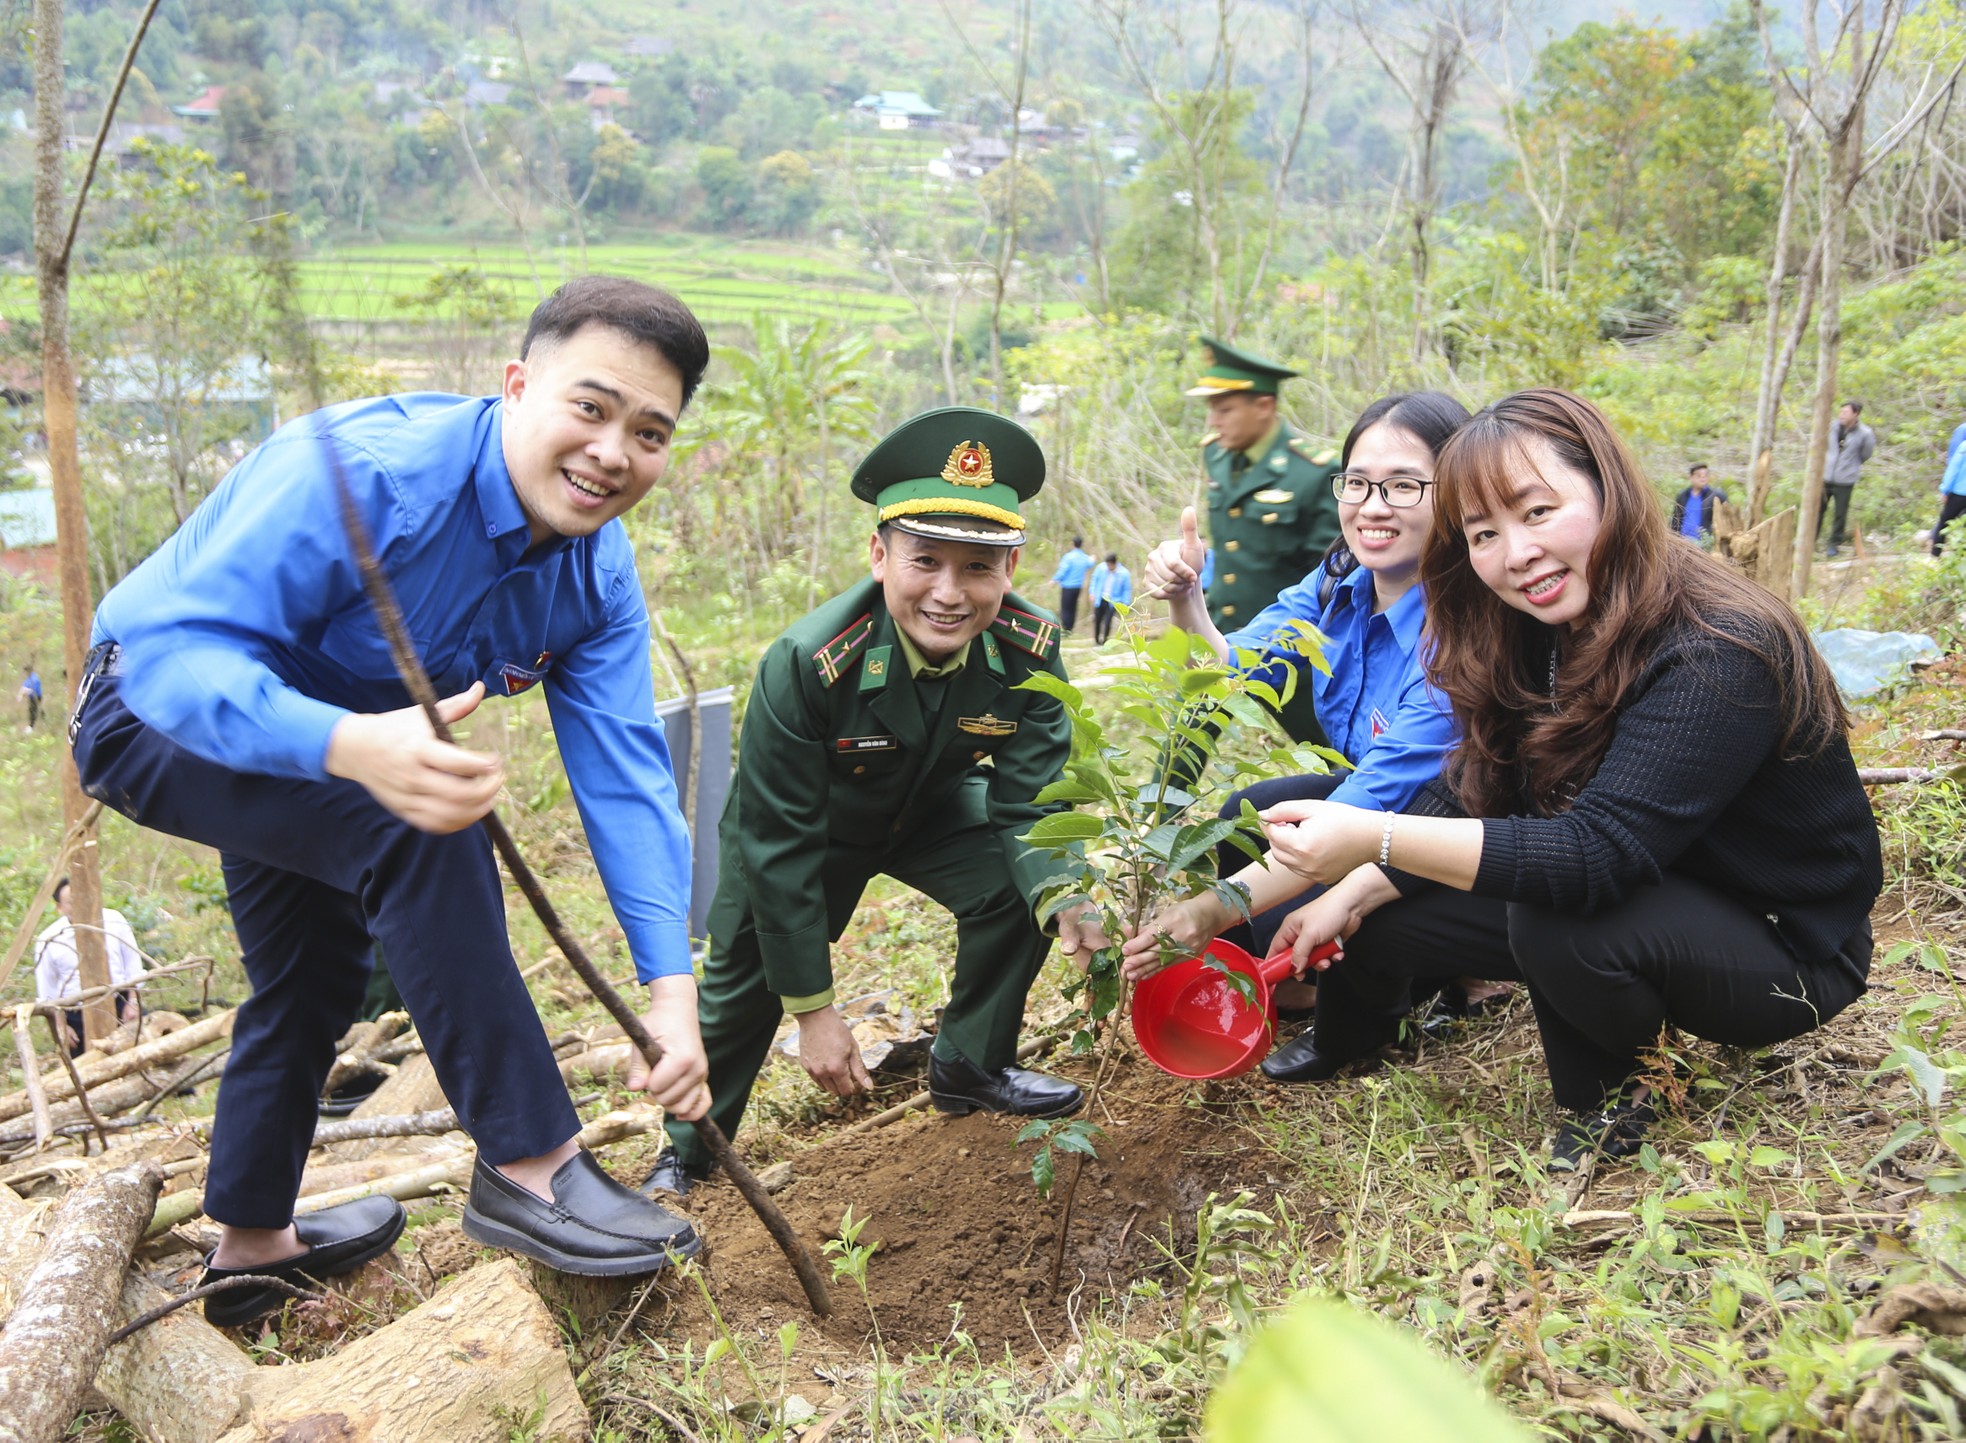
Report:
201,1194,407,1328
462,1151,702,1276
639,1144,712,1198
1549,1100,1656,1173
927,1050,1082,1118
1259,1031,1380,1084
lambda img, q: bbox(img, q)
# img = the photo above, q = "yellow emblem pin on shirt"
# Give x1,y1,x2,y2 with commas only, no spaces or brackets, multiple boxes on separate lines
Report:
957,713,1018,737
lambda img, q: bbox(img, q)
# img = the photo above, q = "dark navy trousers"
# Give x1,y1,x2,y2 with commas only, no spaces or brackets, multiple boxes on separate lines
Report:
73,668,577,1228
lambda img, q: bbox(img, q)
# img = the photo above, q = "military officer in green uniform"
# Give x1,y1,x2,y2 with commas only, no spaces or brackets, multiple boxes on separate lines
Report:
644,408,1107,1196
1188,337,1340,743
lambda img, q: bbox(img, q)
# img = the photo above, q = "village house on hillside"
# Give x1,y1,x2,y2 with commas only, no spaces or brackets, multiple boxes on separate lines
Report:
171,85,225,121
852,91,943,130
562,61,621,96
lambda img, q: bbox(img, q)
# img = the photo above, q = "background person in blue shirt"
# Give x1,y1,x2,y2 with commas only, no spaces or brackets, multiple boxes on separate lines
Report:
1052,535,1094,632
1125,393,1487,1050
1671,463,1725,546
70,276,714,1325
17,665,39,730
1934,418,1966,556
1088,552,1132,644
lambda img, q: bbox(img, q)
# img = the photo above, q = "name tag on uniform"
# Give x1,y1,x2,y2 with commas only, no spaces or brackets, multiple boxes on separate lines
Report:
958,714,1018,737
837,735,897,753
1370,708,1390,738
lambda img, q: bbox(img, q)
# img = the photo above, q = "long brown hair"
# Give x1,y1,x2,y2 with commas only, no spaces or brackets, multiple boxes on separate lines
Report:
1419,389,1847,816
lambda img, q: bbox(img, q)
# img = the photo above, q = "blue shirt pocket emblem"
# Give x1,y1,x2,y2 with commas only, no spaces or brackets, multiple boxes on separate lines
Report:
499,652,552,695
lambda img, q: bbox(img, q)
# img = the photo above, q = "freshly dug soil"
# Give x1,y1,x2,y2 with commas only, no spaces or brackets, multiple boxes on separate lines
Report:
685,1045,1274,1354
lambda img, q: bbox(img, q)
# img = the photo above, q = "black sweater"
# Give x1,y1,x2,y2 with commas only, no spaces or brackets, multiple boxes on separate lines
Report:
1404,621,1882,975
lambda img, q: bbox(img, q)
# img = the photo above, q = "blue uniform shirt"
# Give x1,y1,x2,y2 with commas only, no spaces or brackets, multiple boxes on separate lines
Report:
1052,548,1094,589
1679,490,1706,538
1945,423,1966,496
1225,564,1456,812
92,393,695,982
1089,564,1132,607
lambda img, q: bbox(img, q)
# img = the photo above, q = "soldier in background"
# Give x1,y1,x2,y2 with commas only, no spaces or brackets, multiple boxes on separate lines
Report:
1187,337,1340,742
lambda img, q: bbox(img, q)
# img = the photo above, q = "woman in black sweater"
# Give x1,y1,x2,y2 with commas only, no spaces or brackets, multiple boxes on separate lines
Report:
1178,389,1883,1167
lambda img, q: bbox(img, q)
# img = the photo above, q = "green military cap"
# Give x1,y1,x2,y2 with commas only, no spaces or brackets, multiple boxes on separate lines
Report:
850,406,1045,547
1185,335,1300,397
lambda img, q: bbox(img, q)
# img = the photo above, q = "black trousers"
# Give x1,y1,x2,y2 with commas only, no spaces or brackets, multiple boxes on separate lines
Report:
1815,483,1856,548
1309,873,1869,1112
1058,586,1083,632
24,695,38,728
1092,601,1118,644
1934,492,1966,556
73,668,577,1228
1213,772,1343,957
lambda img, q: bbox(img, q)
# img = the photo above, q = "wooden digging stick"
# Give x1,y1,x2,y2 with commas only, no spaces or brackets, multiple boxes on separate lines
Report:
326,459,832,1318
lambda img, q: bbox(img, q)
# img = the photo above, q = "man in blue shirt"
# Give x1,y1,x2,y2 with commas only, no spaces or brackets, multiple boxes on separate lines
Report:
17,665,39,730
1088,552,1132,645
1670,464,1724,546
1935,419,1966,556
1051,535,1094,632
70,276,714,1325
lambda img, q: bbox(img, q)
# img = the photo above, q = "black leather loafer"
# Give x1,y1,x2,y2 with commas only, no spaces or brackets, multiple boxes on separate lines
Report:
1549,1100,1656,1173
928,1050,1082,1118
201,1194,407,1328
462,1151,701,1276
639,1145,712,1198
1259,1031,1380,1084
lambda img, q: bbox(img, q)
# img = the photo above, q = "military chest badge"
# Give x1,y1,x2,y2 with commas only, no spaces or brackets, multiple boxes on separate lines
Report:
1252,489,1296,504
943,441,995,488
958,713,1018,737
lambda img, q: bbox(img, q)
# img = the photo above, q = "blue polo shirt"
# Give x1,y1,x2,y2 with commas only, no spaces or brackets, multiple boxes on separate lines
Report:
91,393,695,982
1089,564,1132,607
1052,548,1094,588
1225,563,1456,812
1680,490,1706,538
1945,423,1966,496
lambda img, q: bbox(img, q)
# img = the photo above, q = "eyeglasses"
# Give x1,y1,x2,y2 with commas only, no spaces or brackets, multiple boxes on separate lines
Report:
1331,472,1433,508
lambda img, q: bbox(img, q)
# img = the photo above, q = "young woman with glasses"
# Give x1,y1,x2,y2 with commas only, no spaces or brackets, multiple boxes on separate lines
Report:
1202,390,1880,1168
1129,392,1501,1059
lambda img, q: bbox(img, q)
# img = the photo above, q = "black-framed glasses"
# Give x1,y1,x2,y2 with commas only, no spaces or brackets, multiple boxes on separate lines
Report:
1332,472,1434,507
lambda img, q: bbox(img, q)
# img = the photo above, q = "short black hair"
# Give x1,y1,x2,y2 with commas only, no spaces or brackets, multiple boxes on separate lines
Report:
1843,399,1864,414
1689,462,1709,475
1072,535,1084,547
53,875,69,905
1105,552,1118,563
520,276,711,412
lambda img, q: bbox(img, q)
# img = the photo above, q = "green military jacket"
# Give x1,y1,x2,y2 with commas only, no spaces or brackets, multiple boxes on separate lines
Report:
719,578,1073,1001
1204,419,1341,631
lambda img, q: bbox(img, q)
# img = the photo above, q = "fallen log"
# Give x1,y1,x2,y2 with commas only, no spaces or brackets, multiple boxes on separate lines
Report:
217,1259,587,1442
9,1009,53,1152
0,1158,164,1443
0,1008,235,1124
327,1052,452,1162
309,1104,460,1149
321,1011,409,1097
1859,768,1947,786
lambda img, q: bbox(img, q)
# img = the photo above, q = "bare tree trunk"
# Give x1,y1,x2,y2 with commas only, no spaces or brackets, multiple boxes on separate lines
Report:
1751,230,1824,525
1748,134,1807,524
32,0,115,1046
987,0,1032,410
0,1159,164,1443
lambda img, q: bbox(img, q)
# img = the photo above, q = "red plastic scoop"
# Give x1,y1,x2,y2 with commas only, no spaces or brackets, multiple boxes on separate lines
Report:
1132,937,1342,1080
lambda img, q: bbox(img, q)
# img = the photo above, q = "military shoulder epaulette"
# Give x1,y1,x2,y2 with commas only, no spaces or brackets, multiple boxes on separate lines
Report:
1199,430,1221,448
1288,437,1339,465
989,605,1061,661
811,613,875,687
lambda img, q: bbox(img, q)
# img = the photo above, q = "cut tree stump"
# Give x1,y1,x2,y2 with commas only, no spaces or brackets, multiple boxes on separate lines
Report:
219,1260,588,1443
0,1159,164,1443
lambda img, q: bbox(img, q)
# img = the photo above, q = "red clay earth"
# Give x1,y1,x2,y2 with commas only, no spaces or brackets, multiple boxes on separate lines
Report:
682,1044,1275,1354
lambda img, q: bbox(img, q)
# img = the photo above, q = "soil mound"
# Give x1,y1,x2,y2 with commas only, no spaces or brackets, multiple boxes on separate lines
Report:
687,1049,1272,1354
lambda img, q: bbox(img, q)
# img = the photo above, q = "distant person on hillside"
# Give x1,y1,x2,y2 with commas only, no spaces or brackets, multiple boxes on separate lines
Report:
1817,401,1877,558
34,876,143,1055
1088,552,1132,644
1935,417,1966,557
1670,464,1725,547
18,665,40,731
1052,535,1094,632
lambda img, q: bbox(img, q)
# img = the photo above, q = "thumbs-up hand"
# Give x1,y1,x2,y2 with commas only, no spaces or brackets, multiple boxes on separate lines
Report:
1143,506,1206,602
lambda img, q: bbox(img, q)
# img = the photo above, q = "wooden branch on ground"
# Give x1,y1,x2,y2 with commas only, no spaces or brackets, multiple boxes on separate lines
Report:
1920,729,1966,742
309,1105,460,1149
1563,1207,1903,1228
9,1009,53,1153
0,1008,235,1124
322,1012,409,1097
0,1159,164,1443
839,1031,1065,1138
1859,768,1953,786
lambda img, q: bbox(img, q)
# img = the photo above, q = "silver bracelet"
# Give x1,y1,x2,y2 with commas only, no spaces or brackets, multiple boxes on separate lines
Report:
1379,812,1396,868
